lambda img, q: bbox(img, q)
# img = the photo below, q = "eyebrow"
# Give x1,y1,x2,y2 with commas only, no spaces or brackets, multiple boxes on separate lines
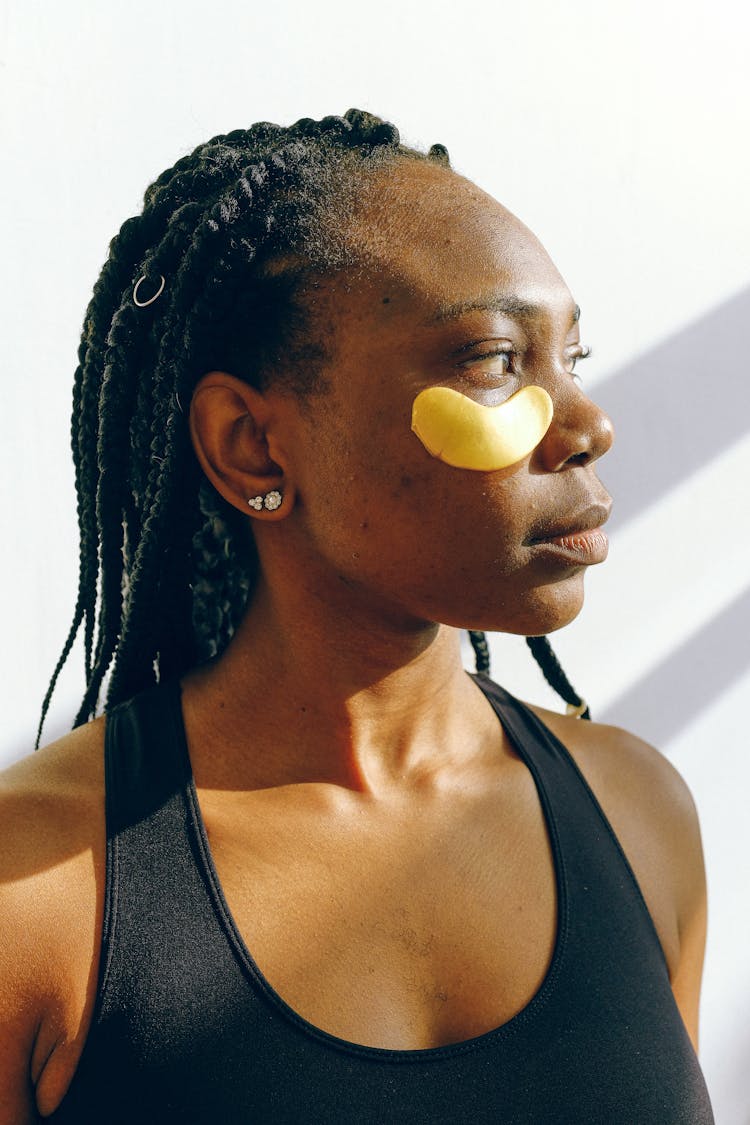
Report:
426,296,581,326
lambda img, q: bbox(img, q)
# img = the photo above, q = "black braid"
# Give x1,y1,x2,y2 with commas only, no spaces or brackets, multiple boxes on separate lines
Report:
468,631,491,674
525,635,591,720
469,631,589,718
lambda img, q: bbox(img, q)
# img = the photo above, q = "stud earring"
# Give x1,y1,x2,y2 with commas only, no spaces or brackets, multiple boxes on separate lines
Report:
248,490,283,512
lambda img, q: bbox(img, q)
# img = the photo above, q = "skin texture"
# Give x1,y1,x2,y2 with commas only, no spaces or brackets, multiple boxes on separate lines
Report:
0,161,709,1120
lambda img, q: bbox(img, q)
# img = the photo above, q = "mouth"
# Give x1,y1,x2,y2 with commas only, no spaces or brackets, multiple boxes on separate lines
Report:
527,501,612,564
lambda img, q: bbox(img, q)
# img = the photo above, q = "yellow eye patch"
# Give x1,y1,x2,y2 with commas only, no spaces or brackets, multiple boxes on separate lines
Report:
411,384,553,471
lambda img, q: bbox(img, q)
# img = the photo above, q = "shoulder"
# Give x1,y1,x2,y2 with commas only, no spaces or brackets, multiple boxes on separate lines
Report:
528,703,708,1052
0,717,106,1120
0,716,107,876
530,703,699,811
528,703,705,889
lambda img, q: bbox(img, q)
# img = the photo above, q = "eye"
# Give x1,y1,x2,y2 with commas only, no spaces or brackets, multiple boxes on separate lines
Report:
458,347,517,379
567,344,592,384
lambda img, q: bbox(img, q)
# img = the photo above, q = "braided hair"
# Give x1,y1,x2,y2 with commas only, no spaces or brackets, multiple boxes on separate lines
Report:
37,108,588,748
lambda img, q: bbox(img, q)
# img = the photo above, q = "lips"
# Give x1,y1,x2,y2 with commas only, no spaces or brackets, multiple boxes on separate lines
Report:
527,501,612,545
526,501,612,565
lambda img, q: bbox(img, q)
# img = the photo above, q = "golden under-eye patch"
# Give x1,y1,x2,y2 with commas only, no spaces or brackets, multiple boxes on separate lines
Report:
411,385,553,471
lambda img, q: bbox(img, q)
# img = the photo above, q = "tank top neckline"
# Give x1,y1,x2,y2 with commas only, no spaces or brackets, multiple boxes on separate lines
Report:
161,670,571,1062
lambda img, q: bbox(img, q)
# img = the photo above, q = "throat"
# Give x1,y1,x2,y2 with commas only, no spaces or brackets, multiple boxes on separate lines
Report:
180,639,496,793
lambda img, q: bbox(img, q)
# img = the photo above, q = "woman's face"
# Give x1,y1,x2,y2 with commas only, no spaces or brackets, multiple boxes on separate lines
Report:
276,160,614,637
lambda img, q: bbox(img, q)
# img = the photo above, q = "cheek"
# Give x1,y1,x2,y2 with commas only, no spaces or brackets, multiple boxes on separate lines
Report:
337,461,530,596
297,428,586,634
293,394,537,598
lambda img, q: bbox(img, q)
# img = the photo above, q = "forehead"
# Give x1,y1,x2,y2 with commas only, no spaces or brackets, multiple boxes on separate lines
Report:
348,160,571,319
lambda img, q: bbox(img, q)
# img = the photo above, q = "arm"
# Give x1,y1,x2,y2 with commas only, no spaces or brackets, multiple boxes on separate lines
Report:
0,720,105,1123
0,786,45,1124
660,770,709,1056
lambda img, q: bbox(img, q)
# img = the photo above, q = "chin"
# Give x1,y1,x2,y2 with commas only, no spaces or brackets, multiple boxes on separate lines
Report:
471,575,587,637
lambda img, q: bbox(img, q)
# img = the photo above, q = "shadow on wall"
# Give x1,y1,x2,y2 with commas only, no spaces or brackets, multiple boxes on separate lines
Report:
593,285,750,530
599,583,750,741
590,285,750,743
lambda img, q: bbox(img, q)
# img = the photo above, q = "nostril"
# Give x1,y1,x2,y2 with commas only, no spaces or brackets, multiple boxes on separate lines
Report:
567,452,590,467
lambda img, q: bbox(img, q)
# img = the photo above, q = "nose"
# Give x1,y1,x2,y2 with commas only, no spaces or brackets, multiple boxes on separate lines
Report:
536,386,615,472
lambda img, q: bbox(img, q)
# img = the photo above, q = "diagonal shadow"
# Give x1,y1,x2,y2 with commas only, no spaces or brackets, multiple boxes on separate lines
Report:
573,285,750,747
598,583,750,744
592,286,750,531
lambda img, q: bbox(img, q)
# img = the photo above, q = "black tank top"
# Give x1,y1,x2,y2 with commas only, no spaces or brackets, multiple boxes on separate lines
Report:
49,673,715,1123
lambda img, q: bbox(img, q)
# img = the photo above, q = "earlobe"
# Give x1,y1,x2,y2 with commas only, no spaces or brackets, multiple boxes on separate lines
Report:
188,372,293,519
247,489,284,513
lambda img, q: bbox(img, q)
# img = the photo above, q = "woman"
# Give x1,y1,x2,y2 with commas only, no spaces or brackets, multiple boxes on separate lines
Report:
0,110,714,1122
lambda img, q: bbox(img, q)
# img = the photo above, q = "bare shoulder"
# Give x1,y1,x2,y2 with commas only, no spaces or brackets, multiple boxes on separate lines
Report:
527,703,706,896
527,703,708,1053
0,716,106,880
0,717,107,1122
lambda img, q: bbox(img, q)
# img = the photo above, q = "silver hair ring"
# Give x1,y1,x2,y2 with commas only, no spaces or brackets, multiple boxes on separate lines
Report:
133,274,166,307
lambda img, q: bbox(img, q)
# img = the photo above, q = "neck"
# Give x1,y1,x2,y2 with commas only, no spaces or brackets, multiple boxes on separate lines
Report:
181,578,490,793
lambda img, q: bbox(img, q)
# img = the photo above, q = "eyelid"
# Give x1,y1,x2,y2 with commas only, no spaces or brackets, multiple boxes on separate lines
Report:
566,343,592,369
456,344,517,367
451,336,517,358
568,343,592,386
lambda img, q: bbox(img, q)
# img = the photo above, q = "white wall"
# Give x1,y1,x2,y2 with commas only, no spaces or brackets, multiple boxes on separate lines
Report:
2,0,748,1119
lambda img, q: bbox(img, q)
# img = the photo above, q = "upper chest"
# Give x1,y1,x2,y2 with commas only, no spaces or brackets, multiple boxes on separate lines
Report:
191,735,680,1050
196,776,550,1048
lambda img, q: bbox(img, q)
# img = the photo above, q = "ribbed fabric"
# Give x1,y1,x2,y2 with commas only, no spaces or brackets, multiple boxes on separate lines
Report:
49,673,714,1123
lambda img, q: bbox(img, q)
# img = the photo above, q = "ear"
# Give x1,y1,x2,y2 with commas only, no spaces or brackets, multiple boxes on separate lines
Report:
188,371,295,521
